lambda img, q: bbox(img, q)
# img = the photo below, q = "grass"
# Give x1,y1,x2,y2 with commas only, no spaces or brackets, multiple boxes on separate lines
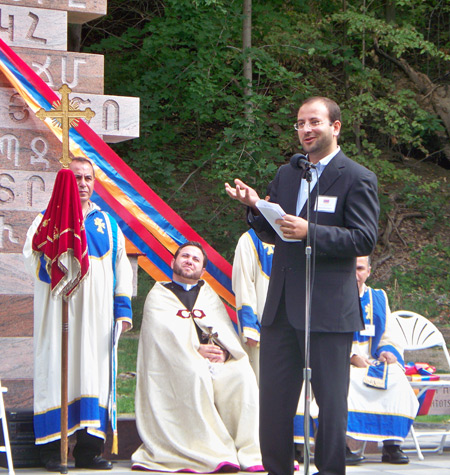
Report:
117,332,139,414
416,415,450,424
116,269,154,414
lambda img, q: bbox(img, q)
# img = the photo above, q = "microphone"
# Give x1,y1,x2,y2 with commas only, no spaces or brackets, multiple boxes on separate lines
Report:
290,153,317,170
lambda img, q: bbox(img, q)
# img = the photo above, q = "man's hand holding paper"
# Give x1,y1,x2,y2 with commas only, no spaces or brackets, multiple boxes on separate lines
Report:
255,200,305,242
276,214,307,241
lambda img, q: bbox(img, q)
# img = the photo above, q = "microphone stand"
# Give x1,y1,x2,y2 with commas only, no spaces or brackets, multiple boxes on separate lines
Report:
303,163,314,475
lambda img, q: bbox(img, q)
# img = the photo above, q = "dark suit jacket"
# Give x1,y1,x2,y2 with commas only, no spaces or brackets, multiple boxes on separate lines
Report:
250,150,380,333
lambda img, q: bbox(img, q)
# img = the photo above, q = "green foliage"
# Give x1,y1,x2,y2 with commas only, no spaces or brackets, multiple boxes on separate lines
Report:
416,415,450,424
117,335,138,414
377,240,450,321
83,0,450,325
131,268,154,332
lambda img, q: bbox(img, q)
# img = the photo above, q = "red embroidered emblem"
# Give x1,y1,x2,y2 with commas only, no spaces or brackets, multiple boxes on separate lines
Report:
176,309,206,319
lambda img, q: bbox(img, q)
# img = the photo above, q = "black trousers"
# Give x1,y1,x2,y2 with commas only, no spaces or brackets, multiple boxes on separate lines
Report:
259,307,353,475
39,428,104,464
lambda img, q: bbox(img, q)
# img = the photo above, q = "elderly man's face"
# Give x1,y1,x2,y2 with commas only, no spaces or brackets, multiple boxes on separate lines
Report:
70,160,95,206
356,256,371,294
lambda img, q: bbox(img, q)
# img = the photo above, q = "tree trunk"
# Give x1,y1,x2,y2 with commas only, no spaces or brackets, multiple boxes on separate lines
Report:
243,0,253,122
385,1,396,24
68,24,82,52
375,40,450,163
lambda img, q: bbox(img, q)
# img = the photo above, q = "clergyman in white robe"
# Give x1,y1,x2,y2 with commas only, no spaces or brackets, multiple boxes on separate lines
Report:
131,280,263,473
23,202,133,446
232,229,273,383
347,285,419,443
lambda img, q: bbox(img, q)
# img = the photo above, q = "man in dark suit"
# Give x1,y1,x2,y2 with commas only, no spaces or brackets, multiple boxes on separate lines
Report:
225,97,379,475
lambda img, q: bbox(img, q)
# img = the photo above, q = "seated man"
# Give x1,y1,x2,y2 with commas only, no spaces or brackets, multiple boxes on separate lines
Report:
132,242,263,473
346,256,419,465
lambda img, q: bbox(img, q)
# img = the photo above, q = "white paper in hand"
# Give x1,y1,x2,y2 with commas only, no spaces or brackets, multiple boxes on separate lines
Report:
255,200,302,242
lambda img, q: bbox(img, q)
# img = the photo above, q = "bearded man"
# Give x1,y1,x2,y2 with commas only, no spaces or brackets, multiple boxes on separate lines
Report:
132,242,263,473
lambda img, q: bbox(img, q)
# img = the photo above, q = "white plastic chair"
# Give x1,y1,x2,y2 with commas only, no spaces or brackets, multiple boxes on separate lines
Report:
0,381,14,474
393,310,450,460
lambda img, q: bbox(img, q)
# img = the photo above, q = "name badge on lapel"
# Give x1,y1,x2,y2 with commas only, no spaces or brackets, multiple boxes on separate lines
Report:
315,195,337,213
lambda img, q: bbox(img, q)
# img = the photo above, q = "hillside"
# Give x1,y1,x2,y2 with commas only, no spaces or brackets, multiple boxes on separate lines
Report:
370,158,450,323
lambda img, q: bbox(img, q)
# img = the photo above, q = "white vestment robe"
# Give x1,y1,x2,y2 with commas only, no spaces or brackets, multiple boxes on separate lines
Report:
347,286,419,442
232,229,273,382
295,286,419,443
23,203,133,444
132,281,262,473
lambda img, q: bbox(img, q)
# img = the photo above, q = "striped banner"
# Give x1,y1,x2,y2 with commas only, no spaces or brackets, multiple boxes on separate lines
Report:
0,39,236,318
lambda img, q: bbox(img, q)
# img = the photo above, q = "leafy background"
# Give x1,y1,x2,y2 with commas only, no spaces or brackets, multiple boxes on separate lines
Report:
76,0,449,411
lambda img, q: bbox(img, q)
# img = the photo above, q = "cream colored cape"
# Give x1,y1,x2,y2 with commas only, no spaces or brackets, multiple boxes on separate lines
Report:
131,281,262,473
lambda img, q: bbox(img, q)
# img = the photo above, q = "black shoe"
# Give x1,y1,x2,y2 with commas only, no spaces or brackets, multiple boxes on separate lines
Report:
75,455,113,470
345,446,365,465
294,444,304,464
44,458,62,472
381,445,409,464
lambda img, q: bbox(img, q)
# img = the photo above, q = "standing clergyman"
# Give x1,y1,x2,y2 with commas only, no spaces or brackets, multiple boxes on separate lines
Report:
23,157,133,471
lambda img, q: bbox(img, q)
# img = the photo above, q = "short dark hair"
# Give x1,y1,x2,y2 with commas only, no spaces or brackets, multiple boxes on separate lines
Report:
301,96,341,124
174,241,208,269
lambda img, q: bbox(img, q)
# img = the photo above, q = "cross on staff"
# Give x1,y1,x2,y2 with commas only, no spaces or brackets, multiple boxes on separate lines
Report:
34,83,95,474
202,326,219,345
36,83,95,168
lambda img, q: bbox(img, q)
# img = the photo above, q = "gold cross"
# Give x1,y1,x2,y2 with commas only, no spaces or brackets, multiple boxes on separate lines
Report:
36,84,95,168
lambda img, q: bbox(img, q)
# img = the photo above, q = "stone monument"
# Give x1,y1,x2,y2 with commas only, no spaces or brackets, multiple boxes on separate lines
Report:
0,0,139,413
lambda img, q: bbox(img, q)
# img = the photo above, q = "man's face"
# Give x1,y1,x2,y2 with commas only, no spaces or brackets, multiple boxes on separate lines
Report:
70,160,95,206
171,245,205,284
356,256,371,294
296,100,341,163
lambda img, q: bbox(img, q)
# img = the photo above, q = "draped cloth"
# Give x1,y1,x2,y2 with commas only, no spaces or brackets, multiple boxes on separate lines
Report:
31,168,89,298
132,281,262,473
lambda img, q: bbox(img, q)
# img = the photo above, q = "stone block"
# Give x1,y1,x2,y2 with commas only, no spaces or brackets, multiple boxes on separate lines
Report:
66,91,140,143
0,87,140,142
0,128,63,172
0,210,38,252
0,5,67,51
0,337,33,379
0,169,57,213
0,295,33,337
1,378,33,409
0,0,107,24
0,47,104,94
0,253,34,294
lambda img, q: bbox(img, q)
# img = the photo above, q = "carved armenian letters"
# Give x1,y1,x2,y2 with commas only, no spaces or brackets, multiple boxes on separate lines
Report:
0,0,139,408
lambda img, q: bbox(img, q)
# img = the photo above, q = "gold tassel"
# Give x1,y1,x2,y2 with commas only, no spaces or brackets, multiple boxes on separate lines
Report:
111,431,118,455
